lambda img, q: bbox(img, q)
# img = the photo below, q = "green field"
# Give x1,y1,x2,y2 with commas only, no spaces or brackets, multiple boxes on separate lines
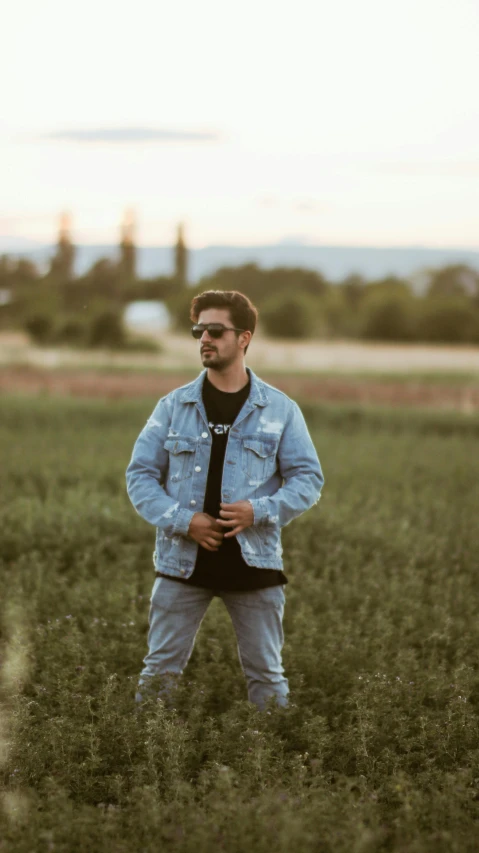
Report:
1,397,479,852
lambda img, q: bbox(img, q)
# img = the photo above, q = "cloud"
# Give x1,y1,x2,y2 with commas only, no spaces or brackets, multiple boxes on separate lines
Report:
374,160,479,177
294,199,322,214
41,127,222,144
257,196,280,208
257,197,325,213
0,213,55,229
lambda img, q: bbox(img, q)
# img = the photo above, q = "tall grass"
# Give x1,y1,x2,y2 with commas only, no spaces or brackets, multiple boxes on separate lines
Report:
1,396,479,852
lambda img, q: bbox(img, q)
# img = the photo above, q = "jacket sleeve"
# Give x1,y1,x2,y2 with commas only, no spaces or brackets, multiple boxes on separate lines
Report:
248,401,324,528
125,397,195,537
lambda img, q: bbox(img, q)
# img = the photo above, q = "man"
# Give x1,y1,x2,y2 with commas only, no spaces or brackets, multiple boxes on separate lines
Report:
126,290,324,710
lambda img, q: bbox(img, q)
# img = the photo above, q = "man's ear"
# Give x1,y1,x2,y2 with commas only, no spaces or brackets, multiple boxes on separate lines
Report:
240,331,252,351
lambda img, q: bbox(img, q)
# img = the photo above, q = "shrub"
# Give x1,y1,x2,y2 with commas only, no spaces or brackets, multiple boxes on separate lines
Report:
55,319,88,347
362,295,417,341
25,313,54,345
426,264,479,299
122,335,162,353
417,297,479,343
260,293,322,339
88,311,127,349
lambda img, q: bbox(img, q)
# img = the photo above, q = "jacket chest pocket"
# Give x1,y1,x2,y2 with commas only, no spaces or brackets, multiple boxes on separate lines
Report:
164,436,196,482
241,438,278,483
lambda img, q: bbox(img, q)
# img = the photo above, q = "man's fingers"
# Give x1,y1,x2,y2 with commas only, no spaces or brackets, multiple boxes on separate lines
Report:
206,515,223,530
224,525,244,538
219,509,235,519
202,538,220,551
209,533,223,543
216,518,238,528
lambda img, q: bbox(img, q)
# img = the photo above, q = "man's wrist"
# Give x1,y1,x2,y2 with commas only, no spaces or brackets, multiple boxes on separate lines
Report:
174,508,197,537
248,498,269,525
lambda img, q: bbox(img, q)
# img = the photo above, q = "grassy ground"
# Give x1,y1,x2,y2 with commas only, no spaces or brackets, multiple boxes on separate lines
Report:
1,397,479,852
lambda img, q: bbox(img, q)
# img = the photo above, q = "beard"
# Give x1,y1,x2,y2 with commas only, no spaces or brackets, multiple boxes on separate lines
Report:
200,347,236,371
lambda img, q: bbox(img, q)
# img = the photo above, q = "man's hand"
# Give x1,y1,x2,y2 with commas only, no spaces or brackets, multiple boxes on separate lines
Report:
188,513,224,551
216,501,254,538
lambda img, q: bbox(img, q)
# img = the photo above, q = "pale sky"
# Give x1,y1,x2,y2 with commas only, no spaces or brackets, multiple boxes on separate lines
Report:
2,0,478,248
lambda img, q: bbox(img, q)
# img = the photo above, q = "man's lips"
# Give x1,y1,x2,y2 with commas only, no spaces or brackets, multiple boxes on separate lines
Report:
201,347,216,354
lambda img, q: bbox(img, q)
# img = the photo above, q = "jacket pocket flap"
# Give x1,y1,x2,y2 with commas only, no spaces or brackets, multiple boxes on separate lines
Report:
243,438,277,458
164,437,196,455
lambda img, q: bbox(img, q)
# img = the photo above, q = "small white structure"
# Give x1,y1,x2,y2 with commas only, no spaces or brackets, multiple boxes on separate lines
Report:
123,300,170,333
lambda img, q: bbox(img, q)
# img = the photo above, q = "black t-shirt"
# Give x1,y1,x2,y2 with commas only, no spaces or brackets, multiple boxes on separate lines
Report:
158,374,287,591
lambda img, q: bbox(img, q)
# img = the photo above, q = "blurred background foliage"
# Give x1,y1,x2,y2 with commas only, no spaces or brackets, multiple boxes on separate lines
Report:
1,222,479,348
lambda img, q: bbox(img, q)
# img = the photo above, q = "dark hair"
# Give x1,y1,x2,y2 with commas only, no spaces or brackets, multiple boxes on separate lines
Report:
190,290,258,353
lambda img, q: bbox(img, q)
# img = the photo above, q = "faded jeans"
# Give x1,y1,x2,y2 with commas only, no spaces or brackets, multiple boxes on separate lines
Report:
136,575,289,710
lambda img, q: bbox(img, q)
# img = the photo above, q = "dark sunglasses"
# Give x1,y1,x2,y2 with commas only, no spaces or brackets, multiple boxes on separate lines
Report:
191,323,246,339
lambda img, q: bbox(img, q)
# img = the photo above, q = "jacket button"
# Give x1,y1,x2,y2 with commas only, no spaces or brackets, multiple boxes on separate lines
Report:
180,568,186,575
201,432,208,438
190,499,196,506
195,466,201,472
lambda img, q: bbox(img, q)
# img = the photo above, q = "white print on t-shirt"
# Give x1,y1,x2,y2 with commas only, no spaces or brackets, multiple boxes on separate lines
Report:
209,422,231,435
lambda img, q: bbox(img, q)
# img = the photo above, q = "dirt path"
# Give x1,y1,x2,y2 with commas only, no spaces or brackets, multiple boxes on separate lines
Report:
1,365,479,412
2,333,479,373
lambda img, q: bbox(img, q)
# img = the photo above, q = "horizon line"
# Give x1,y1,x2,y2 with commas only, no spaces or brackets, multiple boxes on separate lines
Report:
3,239,479,253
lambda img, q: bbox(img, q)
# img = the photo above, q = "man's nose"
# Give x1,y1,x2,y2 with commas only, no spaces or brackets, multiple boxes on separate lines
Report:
201,330,213,343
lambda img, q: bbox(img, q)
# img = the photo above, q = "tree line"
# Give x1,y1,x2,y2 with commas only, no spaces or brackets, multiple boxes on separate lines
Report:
1,253,479,346
161,262,479,345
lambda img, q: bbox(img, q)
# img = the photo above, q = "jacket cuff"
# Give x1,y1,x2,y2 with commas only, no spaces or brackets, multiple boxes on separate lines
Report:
248,497,270,526
173,508,196,537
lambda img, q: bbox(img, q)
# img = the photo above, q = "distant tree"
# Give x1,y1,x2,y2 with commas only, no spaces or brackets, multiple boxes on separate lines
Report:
124,276,175,302
197,264,264,302
358,277,416,341
364,276,412,300
55,318,87,347
426,265,479,299
338,274,367,309
13,258,39,284
260,292,321,339
25,314,54,345
0,256,40,291
174,223,188,287
264,267,328,299
74,258,121,305
119,209,137,285
418,296,478,343
319,287,354,338
50,212,75,281
88,310,126,348
362,294,417,341
0,256,13,292
194,264,328,308
166,285,198,332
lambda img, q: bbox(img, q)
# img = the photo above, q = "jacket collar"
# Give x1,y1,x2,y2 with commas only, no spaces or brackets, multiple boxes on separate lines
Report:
179,367,269,407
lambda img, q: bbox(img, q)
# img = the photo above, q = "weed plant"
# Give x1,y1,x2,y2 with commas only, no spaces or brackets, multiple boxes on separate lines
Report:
1,396,479,852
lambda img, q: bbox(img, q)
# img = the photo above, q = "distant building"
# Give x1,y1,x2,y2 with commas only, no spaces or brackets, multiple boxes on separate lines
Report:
174,223,188,286
50,212,75,280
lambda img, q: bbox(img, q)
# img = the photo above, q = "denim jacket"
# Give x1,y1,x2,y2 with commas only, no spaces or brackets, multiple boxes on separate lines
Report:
126,368,324,578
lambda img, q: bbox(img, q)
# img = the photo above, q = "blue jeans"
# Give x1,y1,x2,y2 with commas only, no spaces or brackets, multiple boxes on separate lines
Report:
136,576,289,710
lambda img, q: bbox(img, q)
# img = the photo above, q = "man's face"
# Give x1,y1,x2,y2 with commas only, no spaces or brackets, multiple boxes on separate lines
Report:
196,308,248,371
